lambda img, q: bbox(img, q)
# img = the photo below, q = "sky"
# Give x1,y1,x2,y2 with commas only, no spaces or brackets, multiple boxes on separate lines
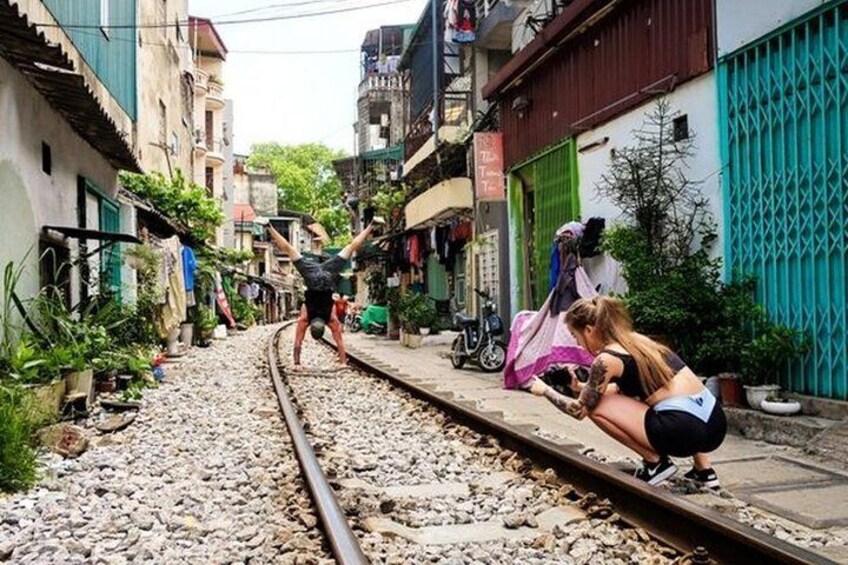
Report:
189,0,428,156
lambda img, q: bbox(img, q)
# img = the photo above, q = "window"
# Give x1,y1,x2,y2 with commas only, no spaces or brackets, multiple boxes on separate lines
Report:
100,0,110,39
159,101,167,145
673,114,689,141
170,132,179,156
205,167,214,194
41,142,52,175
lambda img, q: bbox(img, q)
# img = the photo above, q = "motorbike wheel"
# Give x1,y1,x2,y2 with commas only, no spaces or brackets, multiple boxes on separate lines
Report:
350,318,362,333
450,335,467,369
479,341,506,373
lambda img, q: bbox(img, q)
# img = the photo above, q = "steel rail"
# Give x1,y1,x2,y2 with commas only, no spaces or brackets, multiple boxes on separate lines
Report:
328,340,834,565
269,327,368,565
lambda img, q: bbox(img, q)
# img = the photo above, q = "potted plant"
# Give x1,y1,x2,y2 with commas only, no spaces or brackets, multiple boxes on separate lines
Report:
397,293,436,349
760,392,802,416
194,305,218,347
740,323,809,410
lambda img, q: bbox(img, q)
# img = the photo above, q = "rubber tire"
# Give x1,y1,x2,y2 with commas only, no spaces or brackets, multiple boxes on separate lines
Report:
451,335,467,369
350,318,362,333
479,341,506,373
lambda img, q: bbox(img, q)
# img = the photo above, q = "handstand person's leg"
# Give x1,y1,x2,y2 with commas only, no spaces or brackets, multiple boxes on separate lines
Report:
268,224,302,262
293,306,308,368
328,313,347,365
338,219,380,260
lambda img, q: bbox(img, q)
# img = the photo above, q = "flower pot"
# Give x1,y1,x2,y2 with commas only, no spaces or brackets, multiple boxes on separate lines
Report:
718,373,743,407
166,327,181,355
180,322,194,348
213,325,228,340
406,333,424,349
65,368,94,408
27,379,66,420
761,399,802,416
420,327,431,336
744,384,781,411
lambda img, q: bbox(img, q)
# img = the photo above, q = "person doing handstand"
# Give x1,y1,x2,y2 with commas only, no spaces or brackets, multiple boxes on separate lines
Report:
267,219,383,369
530,296,726,488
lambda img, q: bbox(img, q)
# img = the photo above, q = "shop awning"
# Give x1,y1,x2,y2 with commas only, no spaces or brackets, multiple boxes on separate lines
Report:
405,177,473,230
43,225,141,244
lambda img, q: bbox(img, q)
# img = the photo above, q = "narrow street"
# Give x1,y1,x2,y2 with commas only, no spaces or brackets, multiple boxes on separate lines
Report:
0,327,328,564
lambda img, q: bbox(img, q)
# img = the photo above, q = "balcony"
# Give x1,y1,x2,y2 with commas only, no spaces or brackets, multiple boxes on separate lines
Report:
193,135,208,157
194,68,208,95
403,91,472,170
475,0,522,50
206,138,225,166
358,73,403,98
206,79,225,110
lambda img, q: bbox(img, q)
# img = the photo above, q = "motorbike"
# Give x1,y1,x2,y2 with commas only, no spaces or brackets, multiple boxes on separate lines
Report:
450,288,507,373
349,304,388,335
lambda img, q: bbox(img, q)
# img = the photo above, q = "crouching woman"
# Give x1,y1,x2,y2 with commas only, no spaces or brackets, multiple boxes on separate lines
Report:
530,296,726,488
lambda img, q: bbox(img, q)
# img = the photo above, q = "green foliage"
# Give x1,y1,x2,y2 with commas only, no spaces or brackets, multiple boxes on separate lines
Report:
193,304,218,332
397,293,436,333
366,270,388,304
0,386,38,492
120,378,157,403
230,295,256,327
371,183,406,219
599,100,809,380
247,143,351,246
119,169,224,242
741,324,810,387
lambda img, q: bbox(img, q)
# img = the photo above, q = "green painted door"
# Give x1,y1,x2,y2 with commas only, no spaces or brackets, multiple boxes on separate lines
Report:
426,254,449,300
508,140,581,311
720,3,848,399
100,199,122,301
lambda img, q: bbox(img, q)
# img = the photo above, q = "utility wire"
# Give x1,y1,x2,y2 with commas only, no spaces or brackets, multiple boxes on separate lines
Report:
34,0,418,30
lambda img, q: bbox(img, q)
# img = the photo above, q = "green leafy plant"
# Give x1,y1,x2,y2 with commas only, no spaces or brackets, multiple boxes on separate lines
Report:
4,341,46,383
194,305,218,333
120,378,157,403
0,386,39,492
740,324,810,387
366,270,388,305
397,292,436,334
120,169,224,242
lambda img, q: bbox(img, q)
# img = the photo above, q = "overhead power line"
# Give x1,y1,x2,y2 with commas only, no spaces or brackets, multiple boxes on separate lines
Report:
34,0,417,30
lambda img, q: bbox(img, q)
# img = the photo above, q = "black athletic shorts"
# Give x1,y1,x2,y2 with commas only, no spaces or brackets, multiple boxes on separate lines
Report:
644,403,727,457
304,289,334,323
294,255,346,291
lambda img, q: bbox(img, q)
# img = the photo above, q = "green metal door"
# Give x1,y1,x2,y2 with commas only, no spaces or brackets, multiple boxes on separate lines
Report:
719,2,848,399
508,140,581,311
426,254,449,300
100,199,122,301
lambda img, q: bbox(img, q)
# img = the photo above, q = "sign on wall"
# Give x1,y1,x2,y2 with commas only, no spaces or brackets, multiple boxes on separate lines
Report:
474,132,505,201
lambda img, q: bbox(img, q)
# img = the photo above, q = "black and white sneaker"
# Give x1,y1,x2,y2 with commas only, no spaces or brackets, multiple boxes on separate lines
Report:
684,467,721,490
634,457,678,486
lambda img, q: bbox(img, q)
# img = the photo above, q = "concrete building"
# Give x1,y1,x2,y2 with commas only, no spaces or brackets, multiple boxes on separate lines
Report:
189,16,230,248
137,0,194,177
233,154,278,280
0,0,141,307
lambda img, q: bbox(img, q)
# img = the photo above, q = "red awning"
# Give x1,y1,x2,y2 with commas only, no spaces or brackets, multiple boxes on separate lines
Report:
234,203,257,222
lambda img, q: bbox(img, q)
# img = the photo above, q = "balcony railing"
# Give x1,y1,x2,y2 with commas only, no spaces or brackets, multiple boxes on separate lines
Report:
194,68,208,94
404,91,472,162
358,73,403,98
475,0,501,18
206,138,226,164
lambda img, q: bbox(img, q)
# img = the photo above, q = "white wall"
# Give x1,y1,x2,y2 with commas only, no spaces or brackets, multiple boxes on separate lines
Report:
575,73,722,293
716,0,826,57
0,56,118,304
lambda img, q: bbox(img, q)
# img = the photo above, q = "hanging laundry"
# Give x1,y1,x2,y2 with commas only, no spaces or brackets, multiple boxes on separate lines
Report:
409,233,420,268
444,0,476,44
155,236,187,338
182,245,197,307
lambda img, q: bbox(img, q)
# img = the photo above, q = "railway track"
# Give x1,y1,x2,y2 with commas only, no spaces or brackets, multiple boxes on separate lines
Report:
268,325,834,564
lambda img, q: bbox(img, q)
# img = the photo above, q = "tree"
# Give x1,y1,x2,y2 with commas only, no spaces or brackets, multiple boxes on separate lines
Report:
247,143,351,246
596,98,711,276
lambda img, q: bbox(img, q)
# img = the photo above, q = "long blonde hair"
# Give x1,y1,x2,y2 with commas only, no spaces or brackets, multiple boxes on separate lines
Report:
565,296,674,396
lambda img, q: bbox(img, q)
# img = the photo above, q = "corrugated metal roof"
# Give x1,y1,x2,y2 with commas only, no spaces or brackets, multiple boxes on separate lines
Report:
494,0,715,168
0,0,140,172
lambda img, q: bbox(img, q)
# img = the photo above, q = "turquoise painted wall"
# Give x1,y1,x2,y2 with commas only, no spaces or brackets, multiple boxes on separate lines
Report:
43,0,137,120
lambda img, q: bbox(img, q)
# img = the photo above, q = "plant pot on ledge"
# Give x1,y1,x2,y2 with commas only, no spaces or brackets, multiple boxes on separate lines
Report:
744,384,781,411
406,333,424,349
717,373,743,407
761,397,802,416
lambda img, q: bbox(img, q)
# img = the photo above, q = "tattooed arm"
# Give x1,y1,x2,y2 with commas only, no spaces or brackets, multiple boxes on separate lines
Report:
529,379,587,420
577,355,614,411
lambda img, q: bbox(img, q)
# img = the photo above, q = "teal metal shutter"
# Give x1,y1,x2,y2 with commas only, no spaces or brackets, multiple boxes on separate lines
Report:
720,3,848,399
532,141,581,310
100,199,122,301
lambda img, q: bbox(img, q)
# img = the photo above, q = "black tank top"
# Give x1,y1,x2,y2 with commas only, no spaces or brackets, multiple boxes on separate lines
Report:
602,349,686,401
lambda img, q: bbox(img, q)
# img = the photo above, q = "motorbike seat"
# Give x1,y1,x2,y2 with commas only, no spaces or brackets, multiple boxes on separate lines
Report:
455,313,477,327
